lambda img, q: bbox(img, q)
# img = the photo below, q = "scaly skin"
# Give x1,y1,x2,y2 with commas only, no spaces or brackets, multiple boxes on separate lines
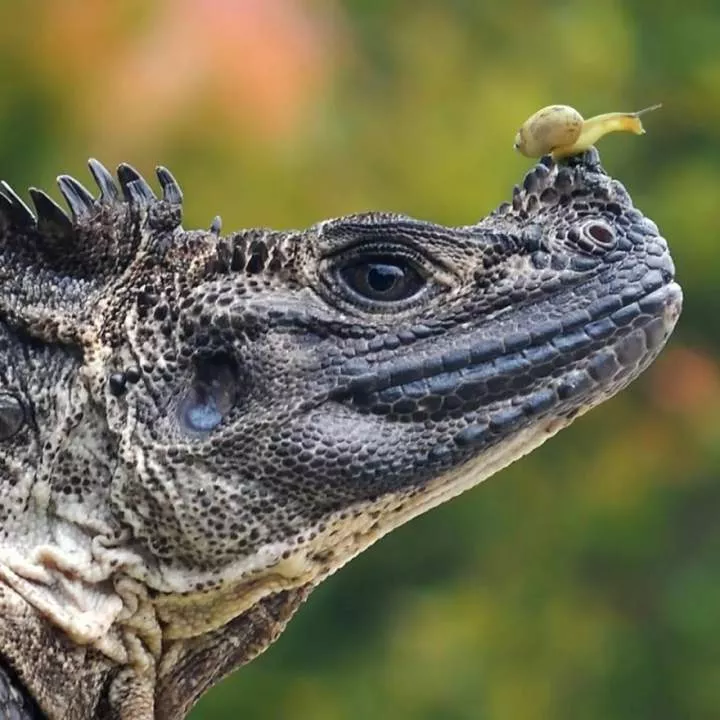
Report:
0,148,681,719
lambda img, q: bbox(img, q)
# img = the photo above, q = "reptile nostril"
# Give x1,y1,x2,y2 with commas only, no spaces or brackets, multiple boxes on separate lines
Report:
589,223,613,244
568,221,617,255
585,221,616,249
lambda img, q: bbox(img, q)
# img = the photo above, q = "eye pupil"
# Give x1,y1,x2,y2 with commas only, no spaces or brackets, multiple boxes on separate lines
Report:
339,256,425,305
367,263,403,294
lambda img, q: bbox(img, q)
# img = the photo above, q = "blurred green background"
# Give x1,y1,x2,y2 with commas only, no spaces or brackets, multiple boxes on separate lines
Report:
1,1,718,718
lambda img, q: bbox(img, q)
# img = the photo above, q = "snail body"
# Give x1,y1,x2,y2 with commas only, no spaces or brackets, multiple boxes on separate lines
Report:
514,103,662,159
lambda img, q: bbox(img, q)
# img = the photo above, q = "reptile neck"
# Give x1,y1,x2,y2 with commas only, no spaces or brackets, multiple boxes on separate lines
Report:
155,586,313,718
0,584,116,720
0,581,312,719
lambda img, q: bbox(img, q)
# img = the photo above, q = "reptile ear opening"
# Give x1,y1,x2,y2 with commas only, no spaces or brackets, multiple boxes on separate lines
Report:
179,354,239,435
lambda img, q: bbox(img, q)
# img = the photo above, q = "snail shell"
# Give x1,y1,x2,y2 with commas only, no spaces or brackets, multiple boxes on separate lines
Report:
514,103,662,159
513,104,584,158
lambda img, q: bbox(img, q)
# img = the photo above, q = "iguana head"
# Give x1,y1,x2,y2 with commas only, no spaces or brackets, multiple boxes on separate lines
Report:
0,150,681,718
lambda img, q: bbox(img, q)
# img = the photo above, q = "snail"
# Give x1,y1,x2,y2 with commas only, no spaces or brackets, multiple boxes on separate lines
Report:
514,103,662,159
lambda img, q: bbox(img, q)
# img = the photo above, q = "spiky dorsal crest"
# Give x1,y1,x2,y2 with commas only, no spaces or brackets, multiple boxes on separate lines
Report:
0,160,185,341
0,159,183,279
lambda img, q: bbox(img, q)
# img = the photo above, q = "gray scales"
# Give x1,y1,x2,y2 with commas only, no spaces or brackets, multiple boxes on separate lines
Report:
0,148,681,719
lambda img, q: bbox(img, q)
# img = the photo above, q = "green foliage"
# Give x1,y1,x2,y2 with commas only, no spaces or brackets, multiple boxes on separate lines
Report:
0,1,717,717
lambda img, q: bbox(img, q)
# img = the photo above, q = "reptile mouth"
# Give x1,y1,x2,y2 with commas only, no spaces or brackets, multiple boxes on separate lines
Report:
331,279,682,423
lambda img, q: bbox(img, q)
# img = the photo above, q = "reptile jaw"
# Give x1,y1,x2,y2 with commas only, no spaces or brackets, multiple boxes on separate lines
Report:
331,278,682,419
447,280,682,450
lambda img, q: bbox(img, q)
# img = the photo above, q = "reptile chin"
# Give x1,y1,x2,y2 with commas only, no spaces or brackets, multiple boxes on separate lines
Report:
332,281,682,438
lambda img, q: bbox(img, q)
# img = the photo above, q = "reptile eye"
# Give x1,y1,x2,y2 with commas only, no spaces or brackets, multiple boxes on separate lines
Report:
179,355,238,434
339,258,425,303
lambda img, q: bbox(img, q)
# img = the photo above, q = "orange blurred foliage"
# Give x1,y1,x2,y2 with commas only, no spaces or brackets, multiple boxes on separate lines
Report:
650,346,720,417
32,0,343,151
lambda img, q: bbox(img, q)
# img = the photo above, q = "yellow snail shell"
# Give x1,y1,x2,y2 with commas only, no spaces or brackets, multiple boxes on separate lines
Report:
514,103,662,159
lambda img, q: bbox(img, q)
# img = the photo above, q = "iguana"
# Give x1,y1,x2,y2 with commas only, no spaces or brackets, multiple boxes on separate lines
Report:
0,148,681,719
